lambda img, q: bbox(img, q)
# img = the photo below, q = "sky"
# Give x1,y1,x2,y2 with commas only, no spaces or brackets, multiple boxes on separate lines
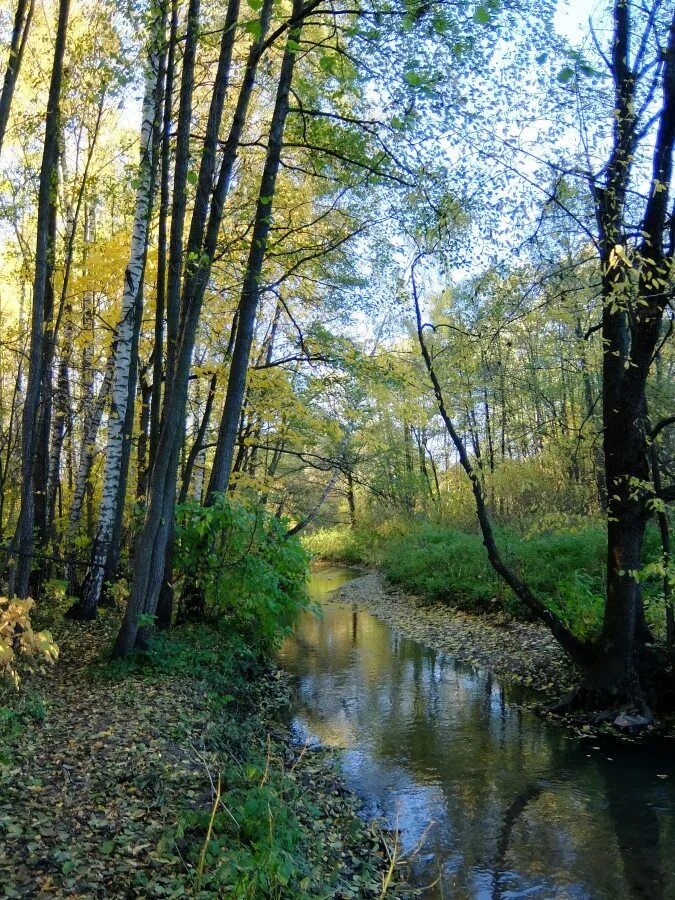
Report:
0,0,605,325
554,0,604,44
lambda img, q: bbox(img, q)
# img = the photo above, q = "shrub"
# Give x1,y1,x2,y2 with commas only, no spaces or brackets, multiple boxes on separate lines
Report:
302,526,372,565
0,596,59,690
174,496,310,652
306,519,670,641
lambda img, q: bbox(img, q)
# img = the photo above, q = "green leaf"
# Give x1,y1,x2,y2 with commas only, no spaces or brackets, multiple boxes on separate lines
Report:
186,170,198,185
557,66,575,83
318,54,334,74
404,70,423,87
245,19,261,37
473,6,491,24
247,0,263,8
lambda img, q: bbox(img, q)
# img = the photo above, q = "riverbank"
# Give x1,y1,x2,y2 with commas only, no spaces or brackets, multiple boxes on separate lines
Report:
0,611,408,898
333,572,579,704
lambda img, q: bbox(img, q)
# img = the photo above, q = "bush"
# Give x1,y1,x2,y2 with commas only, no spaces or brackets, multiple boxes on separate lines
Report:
0,596,58,690
380,524,611,637
174,496,310,652
302,526,373,566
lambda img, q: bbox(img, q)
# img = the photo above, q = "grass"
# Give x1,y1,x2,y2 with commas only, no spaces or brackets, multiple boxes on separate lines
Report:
304,521,668,642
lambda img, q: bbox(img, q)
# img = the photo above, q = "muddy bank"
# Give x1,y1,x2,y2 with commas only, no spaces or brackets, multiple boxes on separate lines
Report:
333,572,578,702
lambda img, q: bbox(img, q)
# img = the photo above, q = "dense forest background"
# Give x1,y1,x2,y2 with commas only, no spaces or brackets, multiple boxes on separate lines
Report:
0,0,673,713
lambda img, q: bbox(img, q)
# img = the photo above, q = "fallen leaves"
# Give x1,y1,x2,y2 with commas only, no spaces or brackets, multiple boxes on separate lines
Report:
334,573,578,703
0,612,409,898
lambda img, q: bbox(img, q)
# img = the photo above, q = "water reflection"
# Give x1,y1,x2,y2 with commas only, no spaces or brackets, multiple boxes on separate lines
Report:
278,567,675,899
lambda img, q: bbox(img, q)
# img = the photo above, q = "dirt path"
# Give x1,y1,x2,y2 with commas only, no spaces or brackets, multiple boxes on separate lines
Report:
333,573,578,701
0,619,219,898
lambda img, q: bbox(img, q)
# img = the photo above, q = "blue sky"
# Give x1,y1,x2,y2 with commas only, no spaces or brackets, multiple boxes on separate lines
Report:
554,0,604,43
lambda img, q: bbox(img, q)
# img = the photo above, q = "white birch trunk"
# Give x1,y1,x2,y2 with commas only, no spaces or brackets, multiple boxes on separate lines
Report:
78,10,162,613
192,449,205,501
66,352,114,542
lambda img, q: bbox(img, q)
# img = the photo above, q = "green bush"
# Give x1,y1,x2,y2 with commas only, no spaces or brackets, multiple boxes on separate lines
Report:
174,497,310,652
302,526,373,565
381,524,611,637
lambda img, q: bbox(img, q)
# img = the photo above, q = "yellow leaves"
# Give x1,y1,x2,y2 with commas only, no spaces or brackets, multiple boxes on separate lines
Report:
192,363,223,379
0,596,59,690
652,179,667,197
608,243,631,270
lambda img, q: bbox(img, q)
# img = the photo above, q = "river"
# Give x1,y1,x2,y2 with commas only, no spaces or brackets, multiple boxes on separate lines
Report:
277,566,675,899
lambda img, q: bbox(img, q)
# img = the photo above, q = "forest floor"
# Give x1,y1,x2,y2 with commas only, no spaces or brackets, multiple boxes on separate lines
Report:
0,612,408,898
333,572,579,704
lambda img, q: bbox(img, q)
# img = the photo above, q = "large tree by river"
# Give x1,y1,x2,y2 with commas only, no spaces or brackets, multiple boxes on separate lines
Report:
414,0,675,715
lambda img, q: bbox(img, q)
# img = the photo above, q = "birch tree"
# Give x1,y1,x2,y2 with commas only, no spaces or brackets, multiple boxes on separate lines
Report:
71,2,165,618
8,0,70,598
112,0,312,655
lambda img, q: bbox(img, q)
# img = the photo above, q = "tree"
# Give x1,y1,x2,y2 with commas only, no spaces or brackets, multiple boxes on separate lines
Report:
8,0,70,598
70,0,165,618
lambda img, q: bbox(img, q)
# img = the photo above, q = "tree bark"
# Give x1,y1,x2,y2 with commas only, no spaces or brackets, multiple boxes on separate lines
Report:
207,1,307,500
149,0,178,473
0,0,34,159
9,0,70,597
586,3,675,705
113,0,310,655
71,6,164,618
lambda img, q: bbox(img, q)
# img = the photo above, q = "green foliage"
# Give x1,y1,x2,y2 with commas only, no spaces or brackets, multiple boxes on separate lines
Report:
306,521,669,641
0,690,45,765
379,524,612,636
546,572,605,641
174,497,310,652
302,525,376,566
180,761,312,898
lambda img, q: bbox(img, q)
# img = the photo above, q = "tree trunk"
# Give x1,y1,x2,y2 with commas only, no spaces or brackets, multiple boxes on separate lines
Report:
583,3,675,708
149,0,177,470
9,0,70,597
71,8,164,618
163,0,200,400
206,4,306,500
178,372,217,504
103,288,145,592
113,0,307,656
0,0,34,159
66,352,114,546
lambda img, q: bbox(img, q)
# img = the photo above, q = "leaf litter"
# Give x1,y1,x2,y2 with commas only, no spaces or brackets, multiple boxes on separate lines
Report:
0,612,411,898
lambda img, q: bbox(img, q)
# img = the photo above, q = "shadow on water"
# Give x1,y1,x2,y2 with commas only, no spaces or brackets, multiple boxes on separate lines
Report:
278,567,675,899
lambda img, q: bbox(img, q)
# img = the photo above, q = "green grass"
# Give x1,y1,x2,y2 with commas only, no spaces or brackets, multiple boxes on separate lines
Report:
304,521,668,642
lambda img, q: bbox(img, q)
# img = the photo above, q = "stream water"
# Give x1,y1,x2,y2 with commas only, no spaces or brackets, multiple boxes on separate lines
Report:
277,566,675,899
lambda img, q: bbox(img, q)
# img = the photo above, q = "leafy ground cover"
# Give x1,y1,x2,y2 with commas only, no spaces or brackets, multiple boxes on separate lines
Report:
0,610,409,898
